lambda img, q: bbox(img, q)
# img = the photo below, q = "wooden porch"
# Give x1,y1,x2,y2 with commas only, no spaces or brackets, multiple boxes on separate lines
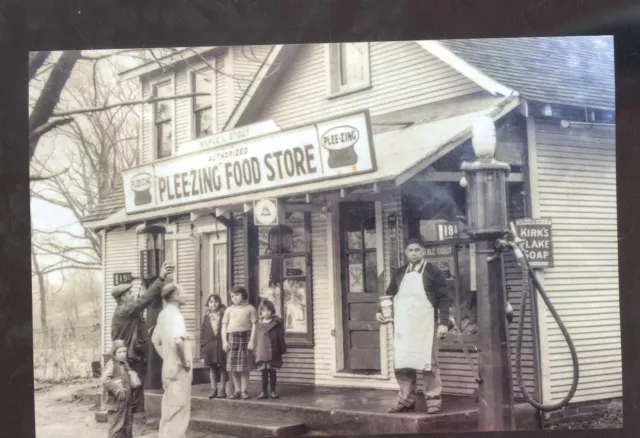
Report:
145,382,478,437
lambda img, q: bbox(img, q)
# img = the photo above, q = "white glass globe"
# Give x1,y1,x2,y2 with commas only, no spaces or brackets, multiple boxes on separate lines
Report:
472,115,497,159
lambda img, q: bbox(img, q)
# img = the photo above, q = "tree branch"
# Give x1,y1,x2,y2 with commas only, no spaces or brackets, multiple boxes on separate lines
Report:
29,117,75,143
29,51,51,81
30,166,70,182
29,50,82,160
50,92,211,118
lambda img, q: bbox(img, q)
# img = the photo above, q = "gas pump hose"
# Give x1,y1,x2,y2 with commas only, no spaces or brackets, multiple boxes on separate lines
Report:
503,240,580,412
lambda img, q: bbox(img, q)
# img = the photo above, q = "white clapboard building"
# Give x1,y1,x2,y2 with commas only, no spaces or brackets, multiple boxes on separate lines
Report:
83,37,618,412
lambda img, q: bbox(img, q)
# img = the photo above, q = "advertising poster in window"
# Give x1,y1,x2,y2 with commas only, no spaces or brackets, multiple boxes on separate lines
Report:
258,258,282,317
348,263,364,293
283,279,306,333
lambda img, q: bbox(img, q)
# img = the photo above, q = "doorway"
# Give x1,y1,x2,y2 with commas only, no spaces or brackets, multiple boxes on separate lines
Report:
199,230,229,328
338,202,382,374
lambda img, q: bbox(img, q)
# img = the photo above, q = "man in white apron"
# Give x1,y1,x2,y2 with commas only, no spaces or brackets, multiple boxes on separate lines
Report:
377,238,451,414
152,282,193,438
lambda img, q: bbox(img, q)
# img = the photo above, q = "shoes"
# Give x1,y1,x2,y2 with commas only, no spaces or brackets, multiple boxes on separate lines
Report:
270,392,279,399
257,392,268,399
216,390,227,399
241,391,251,400
207,389,218,399
229,392,241,400
388,403,415,413
426,405,441,414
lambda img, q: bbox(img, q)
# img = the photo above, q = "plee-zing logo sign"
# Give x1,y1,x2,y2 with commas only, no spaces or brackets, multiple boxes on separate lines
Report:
131,173,153,206
320,125,360,169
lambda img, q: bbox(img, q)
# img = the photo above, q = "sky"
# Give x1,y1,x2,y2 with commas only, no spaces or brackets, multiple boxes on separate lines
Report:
30,51,142,286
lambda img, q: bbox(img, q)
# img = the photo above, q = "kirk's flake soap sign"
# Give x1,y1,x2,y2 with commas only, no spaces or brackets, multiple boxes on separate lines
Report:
122,112,376,214
515,218,554,268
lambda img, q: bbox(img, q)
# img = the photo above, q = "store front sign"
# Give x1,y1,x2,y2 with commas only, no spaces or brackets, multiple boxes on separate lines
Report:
178,120,281,155
123,112,376,214
514,218,554,268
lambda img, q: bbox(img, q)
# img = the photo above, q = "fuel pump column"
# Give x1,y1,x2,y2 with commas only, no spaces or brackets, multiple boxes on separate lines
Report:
460,115,515,431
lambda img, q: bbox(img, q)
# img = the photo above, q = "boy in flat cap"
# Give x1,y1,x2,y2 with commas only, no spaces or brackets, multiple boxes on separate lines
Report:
111,261,174,416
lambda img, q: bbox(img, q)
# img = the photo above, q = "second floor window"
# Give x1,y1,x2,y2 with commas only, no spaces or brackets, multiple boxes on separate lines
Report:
328,42,371,96
153,81,173,159
193,70,214,138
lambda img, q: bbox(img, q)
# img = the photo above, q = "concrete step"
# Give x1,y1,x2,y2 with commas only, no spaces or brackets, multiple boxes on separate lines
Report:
188,413,307,437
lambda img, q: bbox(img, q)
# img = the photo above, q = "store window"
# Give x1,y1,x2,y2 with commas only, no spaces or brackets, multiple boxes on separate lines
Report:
192,70,214,138
328,42,371,96
256,211,313,346
153,81,173,159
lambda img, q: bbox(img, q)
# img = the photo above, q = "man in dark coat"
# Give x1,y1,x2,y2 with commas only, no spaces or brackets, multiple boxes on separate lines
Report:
111,261,174,415
376,238,451,414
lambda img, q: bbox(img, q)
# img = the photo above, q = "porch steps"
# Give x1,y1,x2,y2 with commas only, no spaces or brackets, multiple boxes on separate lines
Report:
146,383,478,436
188,413,307,437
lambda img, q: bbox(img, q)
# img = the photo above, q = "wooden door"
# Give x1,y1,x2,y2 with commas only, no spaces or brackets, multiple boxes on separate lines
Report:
200,231,229,320
340,202,381,373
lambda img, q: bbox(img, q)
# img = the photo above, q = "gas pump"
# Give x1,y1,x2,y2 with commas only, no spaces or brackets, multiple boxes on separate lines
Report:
457,115,580,431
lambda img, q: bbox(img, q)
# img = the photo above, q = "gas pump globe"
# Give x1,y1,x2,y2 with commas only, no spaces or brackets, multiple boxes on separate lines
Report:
137,224,167,285
460,115,515,431
136,223,167,391
461,115,510,238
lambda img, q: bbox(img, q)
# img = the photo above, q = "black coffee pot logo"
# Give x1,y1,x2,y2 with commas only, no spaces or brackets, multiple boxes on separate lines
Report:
131,173,153,206
321,125,360,169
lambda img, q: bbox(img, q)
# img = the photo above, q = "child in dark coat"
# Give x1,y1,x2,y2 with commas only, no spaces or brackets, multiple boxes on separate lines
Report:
102,339,140,438
201,293,228,399
255,299,287,399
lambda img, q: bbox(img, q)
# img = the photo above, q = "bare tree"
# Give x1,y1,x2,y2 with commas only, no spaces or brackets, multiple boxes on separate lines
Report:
28,47,274,167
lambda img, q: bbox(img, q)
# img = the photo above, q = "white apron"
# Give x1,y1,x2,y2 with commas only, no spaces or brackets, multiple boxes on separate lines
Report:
393,262,436,371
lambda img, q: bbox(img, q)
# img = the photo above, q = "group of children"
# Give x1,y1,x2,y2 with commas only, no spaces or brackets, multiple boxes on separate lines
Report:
204,285,287,400
102,285,287,437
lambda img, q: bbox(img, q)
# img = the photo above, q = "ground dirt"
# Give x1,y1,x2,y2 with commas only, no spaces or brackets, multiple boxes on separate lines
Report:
34,379,234,438
545,401,623,430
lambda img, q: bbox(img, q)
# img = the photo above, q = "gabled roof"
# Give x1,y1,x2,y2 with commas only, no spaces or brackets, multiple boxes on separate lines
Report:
227,37,614,129
438,36,615,111
82,179,125,224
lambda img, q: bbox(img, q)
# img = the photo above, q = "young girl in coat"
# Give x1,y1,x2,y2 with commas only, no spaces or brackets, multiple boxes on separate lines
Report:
222,285,258,399
255,299,287,399
101,339,140,438
201,293,228,399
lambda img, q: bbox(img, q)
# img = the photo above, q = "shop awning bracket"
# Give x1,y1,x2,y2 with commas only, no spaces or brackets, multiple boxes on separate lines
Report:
211,213,231,228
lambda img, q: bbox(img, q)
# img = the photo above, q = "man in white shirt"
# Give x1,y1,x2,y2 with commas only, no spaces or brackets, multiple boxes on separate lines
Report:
152,282,192,438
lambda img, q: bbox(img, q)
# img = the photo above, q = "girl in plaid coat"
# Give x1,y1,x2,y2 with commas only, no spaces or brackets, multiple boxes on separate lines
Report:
222,286,258,399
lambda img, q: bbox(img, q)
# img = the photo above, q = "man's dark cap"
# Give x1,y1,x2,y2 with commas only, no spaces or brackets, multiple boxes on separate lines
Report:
112,283,132,300
404,237,426,248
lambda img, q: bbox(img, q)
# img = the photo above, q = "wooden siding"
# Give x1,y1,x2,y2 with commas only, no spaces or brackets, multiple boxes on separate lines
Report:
140,46,267,164
533,119,620,404
103,229,144,353
174,219,198,356
231,45,272,112
255,41,484,129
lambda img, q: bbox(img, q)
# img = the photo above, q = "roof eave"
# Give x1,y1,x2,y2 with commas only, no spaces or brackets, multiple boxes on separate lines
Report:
118,46,222,82
394,95,521,186
418,40,517,97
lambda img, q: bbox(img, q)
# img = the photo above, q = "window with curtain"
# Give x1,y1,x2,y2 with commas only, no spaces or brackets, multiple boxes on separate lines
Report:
153,81,173,159
192,70,214,138
256,211,313,346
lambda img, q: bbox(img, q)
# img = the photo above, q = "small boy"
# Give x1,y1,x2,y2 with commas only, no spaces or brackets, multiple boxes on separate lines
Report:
102,339,140,438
